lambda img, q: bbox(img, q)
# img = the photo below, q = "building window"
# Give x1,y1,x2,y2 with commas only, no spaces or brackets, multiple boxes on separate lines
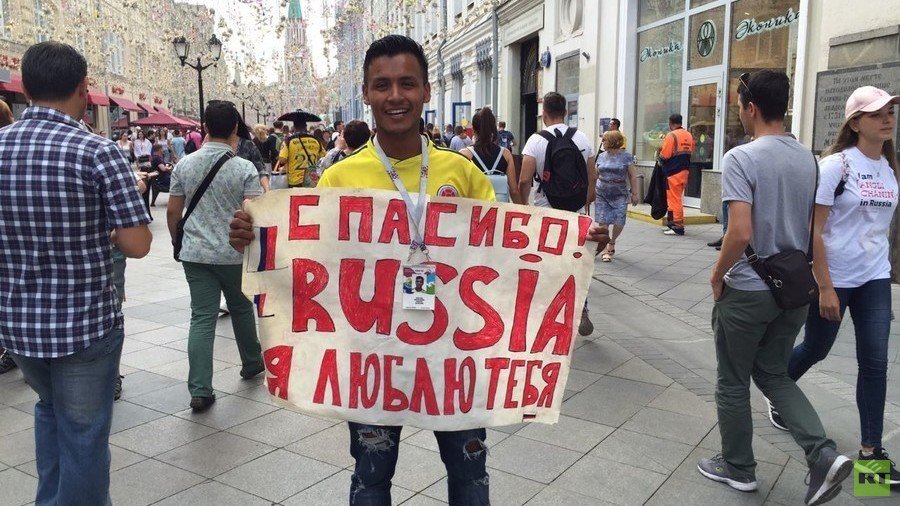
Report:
103,32,124,75
75,33,86,54
634,19,684,161
0,0,9,38
556,54,580,127
688,5,724,69
34,0,48,43
724,0,800,153
639,0,684,26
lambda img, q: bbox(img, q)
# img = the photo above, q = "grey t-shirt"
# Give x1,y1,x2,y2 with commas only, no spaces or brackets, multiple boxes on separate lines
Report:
170,142,262,265
722,135,816,291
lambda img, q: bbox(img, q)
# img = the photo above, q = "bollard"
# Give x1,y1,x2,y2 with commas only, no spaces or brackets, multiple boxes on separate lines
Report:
635,174,645,202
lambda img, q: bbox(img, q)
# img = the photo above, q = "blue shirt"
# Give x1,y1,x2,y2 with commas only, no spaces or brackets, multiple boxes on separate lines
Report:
0,106,151,358
171,136,186,160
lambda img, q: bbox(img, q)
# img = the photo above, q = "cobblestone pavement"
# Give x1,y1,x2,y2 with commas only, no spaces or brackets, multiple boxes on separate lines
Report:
1,202,898,505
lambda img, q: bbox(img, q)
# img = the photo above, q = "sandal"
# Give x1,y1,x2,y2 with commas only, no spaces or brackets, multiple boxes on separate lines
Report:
600,243,615,262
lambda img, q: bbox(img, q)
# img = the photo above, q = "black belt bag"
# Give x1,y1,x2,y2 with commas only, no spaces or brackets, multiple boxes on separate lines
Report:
746,249,819,310
745,151,820,310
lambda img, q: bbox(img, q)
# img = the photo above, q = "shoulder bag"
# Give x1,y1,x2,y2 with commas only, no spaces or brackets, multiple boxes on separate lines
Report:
744,151,820,310
173,152,233,262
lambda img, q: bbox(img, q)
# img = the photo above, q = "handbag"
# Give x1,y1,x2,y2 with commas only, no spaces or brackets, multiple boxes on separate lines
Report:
469,146,510,202
744,152,820,310
173,152,233,261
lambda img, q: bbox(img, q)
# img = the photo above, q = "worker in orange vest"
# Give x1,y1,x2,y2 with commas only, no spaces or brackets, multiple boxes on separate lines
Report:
658,113,695,235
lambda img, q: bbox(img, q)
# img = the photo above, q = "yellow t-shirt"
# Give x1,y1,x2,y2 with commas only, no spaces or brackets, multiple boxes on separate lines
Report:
318,137,496,202
278,133,326,187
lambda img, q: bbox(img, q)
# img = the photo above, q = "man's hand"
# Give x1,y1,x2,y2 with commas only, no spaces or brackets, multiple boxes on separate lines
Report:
229,208,255,253
818,288,842,322
587,223,610,253
710,274,725,301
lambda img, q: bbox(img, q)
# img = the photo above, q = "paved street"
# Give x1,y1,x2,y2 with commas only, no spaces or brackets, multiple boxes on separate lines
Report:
1,201,898,505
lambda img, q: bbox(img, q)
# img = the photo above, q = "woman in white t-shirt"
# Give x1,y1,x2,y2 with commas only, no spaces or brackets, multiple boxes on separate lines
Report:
779,86,899,480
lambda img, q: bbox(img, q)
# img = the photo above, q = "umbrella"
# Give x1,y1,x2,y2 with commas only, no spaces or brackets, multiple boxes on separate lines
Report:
133,111,193,128
277,109,322,123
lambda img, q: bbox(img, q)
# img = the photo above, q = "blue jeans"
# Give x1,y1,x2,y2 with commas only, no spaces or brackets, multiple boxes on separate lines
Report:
348,422,489,505
11,326,123,506
788,278,892,448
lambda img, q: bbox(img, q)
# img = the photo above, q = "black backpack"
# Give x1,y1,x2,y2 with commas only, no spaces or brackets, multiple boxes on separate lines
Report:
537,128,588,211
184,137,198,154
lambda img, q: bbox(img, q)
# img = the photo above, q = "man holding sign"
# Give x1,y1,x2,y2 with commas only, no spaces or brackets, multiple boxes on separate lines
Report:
230,35,610,505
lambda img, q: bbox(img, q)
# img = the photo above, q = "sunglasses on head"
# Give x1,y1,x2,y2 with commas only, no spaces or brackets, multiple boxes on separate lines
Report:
738,72,753,103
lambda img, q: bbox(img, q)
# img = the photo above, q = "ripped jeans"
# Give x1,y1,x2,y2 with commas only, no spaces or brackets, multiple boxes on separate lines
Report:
348,422,489,505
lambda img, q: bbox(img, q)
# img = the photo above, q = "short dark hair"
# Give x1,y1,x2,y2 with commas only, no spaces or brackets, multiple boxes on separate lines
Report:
472,107,498,147
498,121,506,128
152,143,162,153
543,92,566,118
610,118,621,128
343,120,371,150
455,125,464,135
426,122,434,131
738,70,790,122
334,120,343,128
273,120,283,129
204,101,240,138
363,34,428,86
669,114,683,125
22,41,88,101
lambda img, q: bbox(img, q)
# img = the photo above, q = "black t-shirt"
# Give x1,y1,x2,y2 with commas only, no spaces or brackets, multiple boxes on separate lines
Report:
470,144,508,174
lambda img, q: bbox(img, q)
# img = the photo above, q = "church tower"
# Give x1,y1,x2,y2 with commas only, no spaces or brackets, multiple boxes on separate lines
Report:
283,0,318,112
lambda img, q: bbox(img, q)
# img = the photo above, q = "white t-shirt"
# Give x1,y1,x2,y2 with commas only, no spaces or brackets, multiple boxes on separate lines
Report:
521,123,593,208
816,146,898,288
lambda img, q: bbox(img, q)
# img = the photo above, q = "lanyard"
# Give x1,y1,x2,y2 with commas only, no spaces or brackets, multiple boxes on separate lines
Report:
372,135,430,258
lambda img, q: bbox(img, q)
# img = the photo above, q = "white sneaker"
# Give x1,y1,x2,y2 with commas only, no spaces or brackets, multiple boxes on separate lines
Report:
219,295,229,316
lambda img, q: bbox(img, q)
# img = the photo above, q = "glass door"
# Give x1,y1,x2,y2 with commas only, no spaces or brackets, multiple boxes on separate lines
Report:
682,76,722,207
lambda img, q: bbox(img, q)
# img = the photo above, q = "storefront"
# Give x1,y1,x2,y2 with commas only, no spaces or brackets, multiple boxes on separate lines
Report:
627,0,802,208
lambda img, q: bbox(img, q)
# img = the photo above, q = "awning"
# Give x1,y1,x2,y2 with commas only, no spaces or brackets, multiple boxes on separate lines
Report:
155,106,171,114
138,103,156,114
0,75,24,94
87,88,110,106
109,96,142,113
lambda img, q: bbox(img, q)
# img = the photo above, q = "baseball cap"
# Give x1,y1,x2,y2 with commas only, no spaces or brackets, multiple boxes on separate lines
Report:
845,86,900,119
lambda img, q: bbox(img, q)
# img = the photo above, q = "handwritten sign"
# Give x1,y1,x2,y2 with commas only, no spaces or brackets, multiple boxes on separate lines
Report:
241,188,596,431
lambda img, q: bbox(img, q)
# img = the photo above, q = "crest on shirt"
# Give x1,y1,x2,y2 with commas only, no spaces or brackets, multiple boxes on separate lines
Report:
437,185,459,197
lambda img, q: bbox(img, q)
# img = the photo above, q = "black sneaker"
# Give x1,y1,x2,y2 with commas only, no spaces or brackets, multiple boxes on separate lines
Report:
578,309,594,336
0,350,17,374
190,395,216,412
114,375,123,401
766,398,789,431
240,363,265,380
855,448,900,486
805,447,852,505
707,237,724,248
697,454,758,492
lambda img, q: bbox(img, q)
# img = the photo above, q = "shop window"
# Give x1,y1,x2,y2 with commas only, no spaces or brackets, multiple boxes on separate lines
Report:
640,0,685,26
724,0,800,153
688,5,724,69
634,20,684,161
690,0,717,7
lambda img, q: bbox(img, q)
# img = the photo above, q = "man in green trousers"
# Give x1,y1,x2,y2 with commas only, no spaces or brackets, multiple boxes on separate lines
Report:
167,100,264,411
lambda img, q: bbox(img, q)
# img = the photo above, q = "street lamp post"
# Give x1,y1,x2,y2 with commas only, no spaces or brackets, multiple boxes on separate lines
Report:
172,34,223,135
234,84,255,123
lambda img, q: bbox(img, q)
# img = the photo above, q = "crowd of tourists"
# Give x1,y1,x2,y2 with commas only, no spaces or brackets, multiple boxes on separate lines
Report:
0,35,896,506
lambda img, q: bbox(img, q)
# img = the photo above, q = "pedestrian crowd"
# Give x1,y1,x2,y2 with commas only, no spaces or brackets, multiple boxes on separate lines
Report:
0,35,896,506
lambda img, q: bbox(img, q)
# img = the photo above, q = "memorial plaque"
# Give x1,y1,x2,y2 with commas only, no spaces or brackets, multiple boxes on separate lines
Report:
812,61,900,153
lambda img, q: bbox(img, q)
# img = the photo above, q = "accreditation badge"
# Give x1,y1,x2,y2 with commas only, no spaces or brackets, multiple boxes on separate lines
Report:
401,264,436,310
